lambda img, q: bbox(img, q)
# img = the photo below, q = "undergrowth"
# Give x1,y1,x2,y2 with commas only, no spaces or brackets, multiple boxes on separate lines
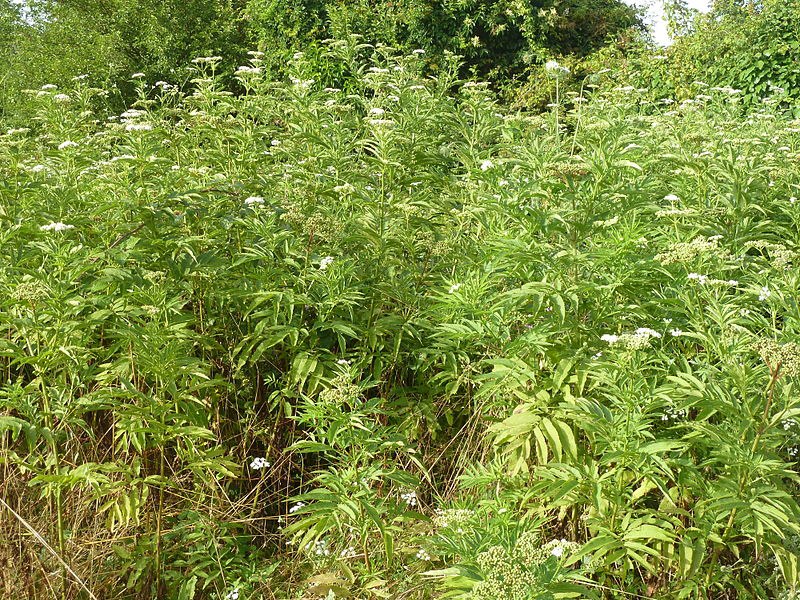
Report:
1,40,800,599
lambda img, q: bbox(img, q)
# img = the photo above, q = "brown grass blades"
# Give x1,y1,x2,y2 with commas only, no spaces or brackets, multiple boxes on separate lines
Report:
0,496,99,600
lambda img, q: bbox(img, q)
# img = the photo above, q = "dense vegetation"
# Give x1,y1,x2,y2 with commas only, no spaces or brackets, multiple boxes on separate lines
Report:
2,1,800,599
1,0,640,118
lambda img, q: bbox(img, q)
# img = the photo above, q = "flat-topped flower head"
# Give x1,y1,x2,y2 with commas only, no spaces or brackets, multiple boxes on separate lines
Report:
545,60,570,78
40,222,75,232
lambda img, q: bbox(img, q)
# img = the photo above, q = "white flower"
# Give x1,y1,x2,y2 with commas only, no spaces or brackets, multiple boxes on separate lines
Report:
340,546,357,558
545,60,570,78
600,334,619,344
41,84,57,90
551,545,564,558
368,107,385,116
53,94,70,103
58,140,78,150
40,222,75,232
412,49,425,55
400,491,418,508
249,457,270,470
131,72,145,79
336,358,350,365
670,329,684,337
191,56,222,64
225,589,239,600
289,502,306,514
125,122,153,132
30,164,46,173
270,139,281,146
663,194,680,202
415,548,431,561
305,539,330,556
448,283,461,294
635,327,662,339
244,196,265,206
759,286,771,301
479,159,494,171
319,256,334,270
687,273,708,285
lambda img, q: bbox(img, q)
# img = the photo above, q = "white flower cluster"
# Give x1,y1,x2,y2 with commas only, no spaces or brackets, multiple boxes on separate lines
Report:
448,283,461,294
319,256,334,270
192,56,222,64
249,457,270,470
289,502,306,514
415,548,431,561
544,60,570,78
236,65,262,74
304,539,330,556
40,222,74,232
687,273,739,287
543,538,579,559
224,589,239,600
783,419,797,431
759,286,771,301
244,196,265,206
124,123,153,132
58,140,78,150
400,490,418,508
340,546,357,559
601,328,662,350
662,405,688,422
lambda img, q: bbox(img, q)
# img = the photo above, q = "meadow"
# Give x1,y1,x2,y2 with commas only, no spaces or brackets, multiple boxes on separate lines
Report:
1,41,800,599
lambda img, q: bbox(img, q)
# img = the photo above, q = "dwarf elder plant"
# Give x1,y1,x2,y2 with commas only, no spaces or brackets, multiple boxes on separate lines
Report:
1,37,800,600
